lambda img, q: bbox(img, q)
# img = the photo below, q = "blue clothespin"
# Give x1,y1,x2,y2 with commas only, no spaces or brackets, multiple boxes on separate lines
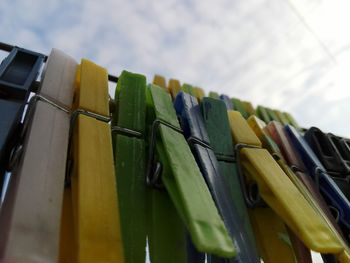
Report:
220,94,233,110
174,91,260,263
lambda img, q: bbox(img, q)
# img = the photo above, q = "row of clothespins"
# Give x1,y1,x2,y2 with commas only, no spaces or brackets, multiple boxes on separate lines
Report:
0,45,350,263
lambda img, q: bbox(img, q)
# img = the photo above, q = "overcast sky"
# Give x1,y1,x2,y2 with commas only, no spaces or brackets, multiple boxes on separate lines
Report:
2,1,350,261
1,0,350,138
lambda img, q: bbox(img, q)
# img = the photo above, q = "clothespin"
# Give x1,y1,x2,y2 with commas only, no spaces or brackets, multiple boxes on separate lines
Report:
286,125,350,261
228,111,345,259
200,97,261,262
0,49,74,263
153,74,167,90
111,71,147,263
247,116,313,263
208,91,220,99
267,121,349,262
227,111,296,263
283,112,300,130
168,79,181,100
60,59,124,262
146,84,236,258
0,47,44,193
231,98,249,119
220,94,233,110
304,127,349,176
148,83,188,263
193,87,205,101
265,107,280,122
327,134,350,173
181,83,195,96
242,101,256,116
273,110,289,125
256,106,271,123
175,91,260,262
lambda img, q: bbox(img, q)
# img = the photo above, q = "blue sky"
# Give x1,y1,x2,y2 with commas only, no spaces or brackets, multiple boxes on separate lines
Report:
2,0,350,138
2,0,350,261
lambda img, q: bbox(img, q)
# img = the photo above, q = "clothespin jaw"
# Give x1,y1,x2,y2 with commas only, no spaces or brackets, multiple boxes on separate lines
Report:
242,101,256,116
231,98,249,119
273,110,289,125
181,83,195,96
256,106,271,123
304,127,349,176
208,91,220,99
153,74,167,90
247,115,284,161
193,87,205,101
220,94,233,110
168,78,181,99
0,47,45,100
327,135,350,172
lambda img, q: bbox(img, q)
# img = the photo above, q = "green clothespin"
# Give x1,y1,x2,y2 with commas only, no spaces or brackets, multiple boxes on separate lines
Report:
181,83,195,96
256,105,271,123
283,112,301,130
201,97,260,261
273,110,290,125
146,84,236,258
231,97,249,119
112,70,147,263
209,91,220,99
265,107,279,122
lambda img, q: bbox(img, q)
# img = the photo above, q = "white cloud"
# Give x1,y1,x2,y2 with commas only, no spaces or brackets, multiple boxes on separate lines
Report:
1,0,350,139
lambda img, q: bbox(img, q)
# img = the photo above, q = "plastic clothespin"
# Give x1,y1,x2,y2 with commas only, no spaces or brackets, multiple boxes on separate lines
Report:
228,111,296,263
200,97,261,263
193,87,205,101
111,70,147,263
181,83,195,96
209,91,220,99
256,106,271,123
228,112,345,259
153,74,167,90
247,116,313,263
304,128,350,220
231,98,249,119
273,110,289,125
175,91,259,262
242,101,256,116
220,94,233,110
283,112,300,130
304,127,349,176
146,84,236,258
59,59,124,263
328,135,350,174
0,49,74,263
265,107,279,122
168,79,181,100
286,125,350,252
267,122,349,263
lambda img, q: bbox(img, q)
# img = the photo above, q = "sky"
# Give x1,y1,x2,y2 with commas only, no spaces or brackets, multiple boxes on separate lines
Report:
1,0,350,261
2,0,350,138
